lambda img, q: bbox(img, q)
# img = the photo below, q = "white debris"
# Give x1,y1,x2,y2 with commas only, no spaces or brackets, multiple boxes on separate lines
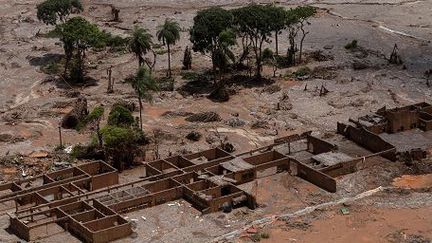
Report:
64,145,73,154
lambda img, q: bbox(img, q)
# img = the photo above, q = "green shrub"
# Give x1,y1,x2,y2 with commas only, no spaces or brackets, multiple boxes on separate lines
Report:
41,61,61,75
344,40,358,50
275,55,291,68
262,48,274,60
100,126,134,147
157,77,174,91
108,105,134,127
154,48,168,55
181,71,200,81
293,66,311,77
77,106,104,131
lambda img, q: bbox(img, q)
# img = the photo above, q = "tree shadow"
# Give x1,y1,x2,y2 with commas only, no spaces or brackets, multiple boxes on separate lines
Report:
28,53,63,67
177,74,214,96
226,74,275,88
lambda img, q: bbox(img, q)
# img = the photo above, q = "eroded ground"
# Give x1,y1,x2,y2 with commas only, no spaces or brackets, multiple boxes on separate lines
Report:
0,0,432,242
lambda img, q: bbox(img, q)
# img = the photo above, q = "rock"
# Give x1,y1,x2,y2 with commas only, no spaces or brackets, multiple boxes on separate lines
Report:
186,131,202,141
323,45,334,50
226,117,246,127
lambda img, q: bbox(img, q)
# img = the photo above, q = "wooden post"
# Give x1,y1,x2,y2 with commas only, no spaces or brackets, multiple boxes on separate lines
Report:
58,126,63,148
288,142,291,154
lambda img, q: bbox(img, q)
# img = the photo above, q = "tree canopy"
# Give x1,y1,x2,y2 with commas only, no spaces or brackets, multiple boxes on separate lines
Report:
37,0,83,25
55,16,103,82
157,19,181,77
232,4,275,78
128,26,154,68
190,7,234,56
130,67,159,130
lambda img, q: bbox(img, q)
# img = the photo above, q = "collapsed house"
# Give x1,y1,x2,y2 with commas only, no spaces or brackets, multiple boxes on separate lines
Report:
2,132,384,243
5,103,432,243
338,102,432,161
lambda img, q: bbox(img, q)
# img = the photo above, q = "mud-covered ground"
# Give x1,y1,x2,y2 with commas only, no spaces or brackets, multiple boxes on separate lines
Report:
0,0,432,242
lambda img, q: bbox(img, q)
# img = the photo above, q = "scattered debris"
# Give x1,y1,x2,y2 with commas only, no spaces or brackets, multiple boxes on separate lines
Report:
276,92,293,111
28,150,49,158
261,85,281,94
340,207,350,215
389,44,403,65
226,117,246,127
185,112,222,123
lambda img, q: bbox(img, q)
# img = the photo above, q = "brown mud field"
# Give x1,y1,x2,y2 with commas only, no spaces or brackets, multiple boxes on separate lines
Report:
0,0,432,242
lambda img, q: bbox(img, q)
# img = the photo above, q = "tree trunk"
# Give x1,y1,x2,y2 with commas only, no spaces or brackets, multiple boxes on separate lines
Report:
275,31,279,55
138,96,143,131
167,43,171,78
299,24,307,63
256,58,262,78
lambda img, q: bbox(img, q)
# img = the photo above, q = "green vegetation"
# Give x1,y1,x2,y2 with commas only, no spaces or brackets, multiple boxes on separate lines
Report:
37,0,83,25
128,26,154,68
190,7,235,81
55,17,104,82
108,105,134,127
232,4,275,78
250,231,271,242
100,126,134,147
41,61,61,75
157,19,181,77
293,66,311,78
77,105,105,131
181,71,200,81
129,67,159,130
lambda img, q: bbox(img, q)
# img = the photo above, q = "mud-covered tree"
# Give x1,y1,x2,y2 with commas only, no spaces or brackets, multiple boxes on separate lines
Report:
286,8,300,66
130,67,159,131
37,0,83,25
232,4,275,78
269,5,287,56
286,6,316,65
55,16,102,82
182,46,192,70
157,19,181,78
128,26,154,69
295,6,316,63
190,7,235,77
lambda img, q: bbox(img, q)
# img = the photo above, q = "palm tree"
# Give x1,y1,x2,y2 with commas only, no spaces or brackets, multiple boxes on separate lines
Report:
128,26,153,68
212,29,236,83
156,19,181,78
131,67,159,131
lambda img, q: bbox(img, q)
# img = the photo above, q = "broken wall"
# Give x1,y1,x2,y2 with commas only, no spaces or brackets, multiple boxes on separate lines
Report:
337,123,396,161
